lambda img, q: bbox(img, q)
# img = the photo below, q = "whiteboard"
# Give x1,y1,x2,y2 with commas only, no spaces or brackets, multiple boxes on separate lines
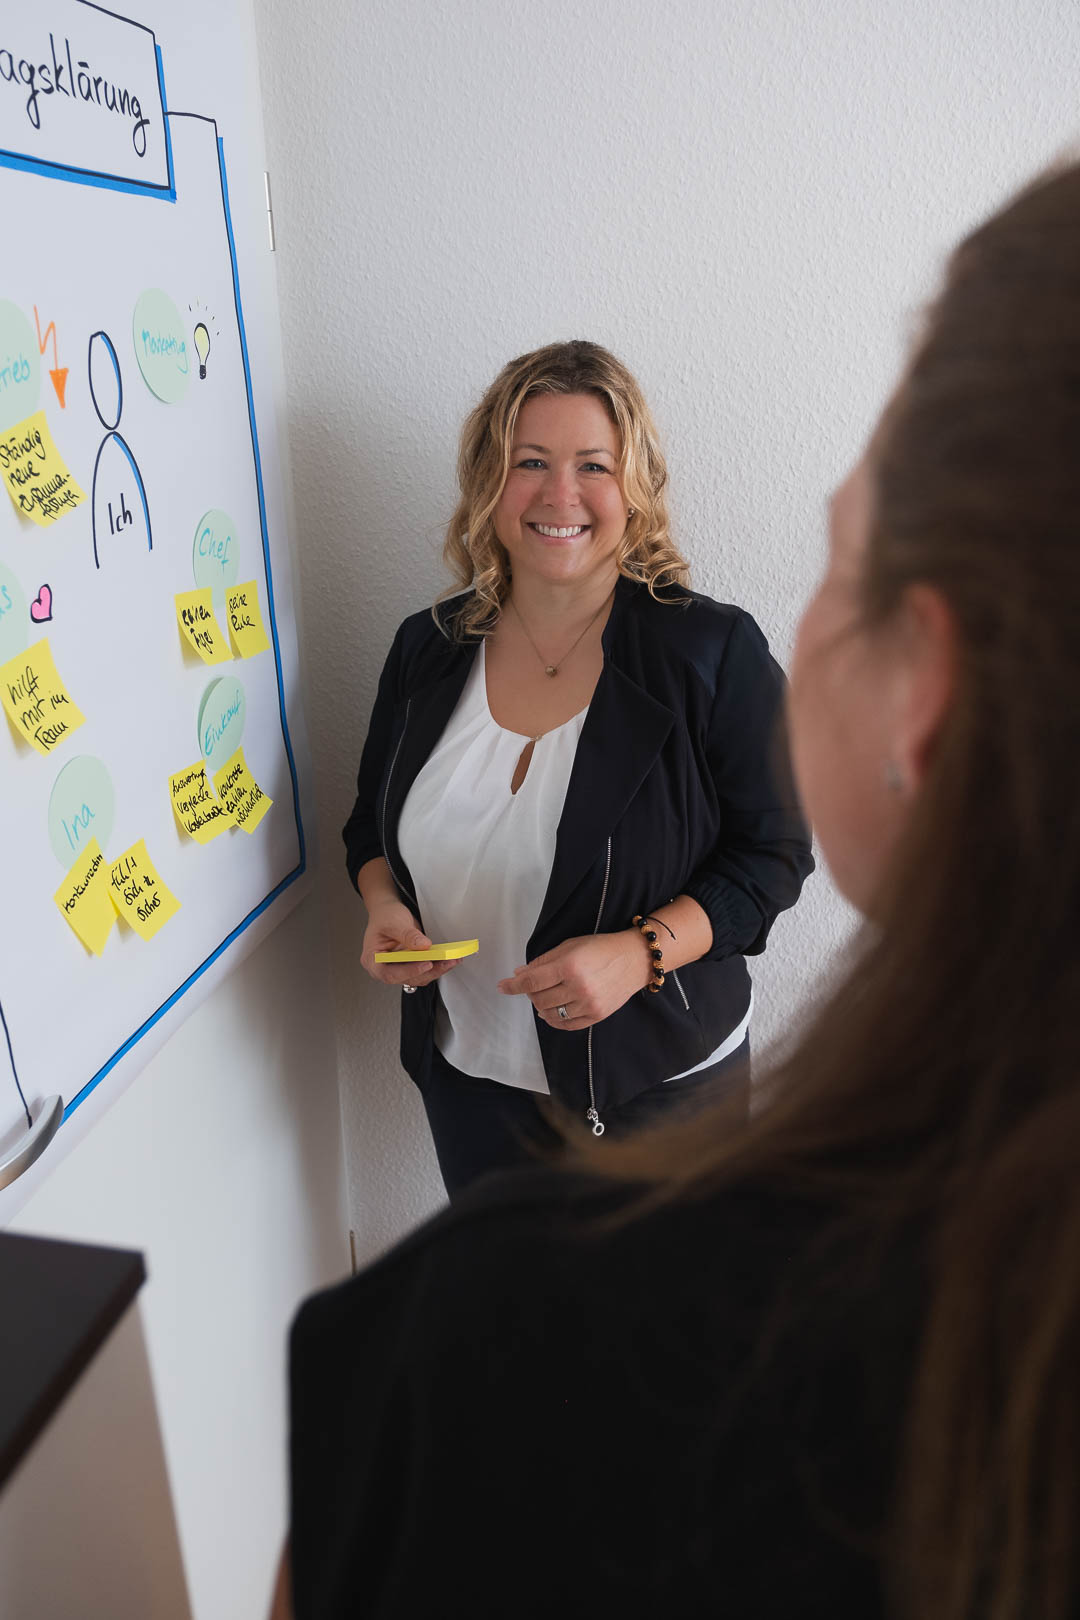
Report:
0,0,312,1219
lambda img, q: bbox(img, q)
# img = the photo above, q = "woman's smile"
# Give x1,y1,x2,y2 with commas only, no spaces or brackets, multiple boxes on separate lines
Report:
526,522,590,543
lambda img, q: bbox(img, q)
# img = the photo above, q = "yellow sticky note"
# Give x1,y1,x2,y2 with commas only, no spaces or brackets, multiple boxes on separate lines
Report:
212,745,272,833
0,638,86,756
226,581,271,657
175,588,233,664
169,759,236,843
108,839,181,940
54,838,116,956
0,410,86,527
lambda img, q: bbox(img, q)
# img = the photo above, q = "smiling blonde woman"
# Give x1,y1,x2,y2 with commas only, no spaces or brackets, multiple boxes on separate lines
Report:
343,340,813,1197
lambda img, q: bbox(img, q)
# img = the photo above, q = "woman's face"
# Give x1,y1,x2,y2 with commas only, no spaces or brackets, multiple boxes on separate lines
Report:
494,392,628,591
788,458,911,914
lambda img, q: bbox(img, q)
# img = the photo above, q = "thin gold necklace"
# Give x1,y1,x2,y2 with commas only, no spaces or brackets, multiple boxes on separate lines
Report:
507,588,613,677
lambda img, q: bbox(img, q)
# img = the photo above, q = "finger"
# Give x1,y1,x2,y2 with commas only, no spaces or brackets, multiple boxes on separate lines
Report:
380,959,439,986
539,1006,591,1032
391,959,460,987
403,929,432,950
498,962,564,996
530,986,573,1014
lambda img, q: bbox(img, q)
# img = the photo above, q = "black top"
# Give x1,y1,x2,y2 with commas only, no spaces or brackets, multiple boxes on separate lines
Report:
289,1167,924,1618
0,1230,145,1487
343,578,814,1119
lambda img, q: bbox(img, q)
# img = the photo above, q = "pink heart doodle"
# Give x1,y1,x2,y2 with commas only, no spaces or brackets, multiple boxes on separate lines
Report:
30,583,53,624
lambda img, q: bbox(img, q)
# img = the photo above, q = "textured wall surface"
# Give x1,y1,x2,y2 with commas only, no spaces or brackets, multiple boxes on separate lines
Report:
255,0,1080,1261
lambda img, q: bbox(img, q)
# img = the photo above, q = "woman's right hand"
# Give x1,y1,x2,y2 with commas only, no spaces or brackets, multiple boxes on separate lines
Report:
360,900,458,989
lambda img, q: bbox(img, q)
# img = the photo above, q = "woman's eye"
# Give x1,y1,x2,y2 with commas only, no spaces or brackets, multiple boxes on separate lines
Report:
581,463,609,474
515,458,546,470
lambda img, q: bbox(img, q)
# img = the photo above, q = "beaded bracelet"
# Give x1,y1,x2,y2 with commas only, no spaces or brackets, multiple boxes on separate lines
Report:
632,914,667,993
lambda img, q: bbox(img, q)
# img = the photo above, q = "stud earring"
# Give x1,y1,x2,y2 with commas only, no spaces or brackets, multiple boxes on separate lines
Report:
883,760,905,794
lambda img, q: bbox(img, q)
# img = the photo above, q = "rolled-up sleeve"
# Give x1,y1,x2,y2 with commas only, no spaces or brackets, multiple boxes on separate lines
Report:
682,613,814,960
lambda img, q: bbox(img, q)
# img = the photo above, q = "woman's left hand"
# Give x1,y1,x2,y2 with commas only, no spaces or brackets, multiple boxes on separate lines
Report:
497,930,652,1031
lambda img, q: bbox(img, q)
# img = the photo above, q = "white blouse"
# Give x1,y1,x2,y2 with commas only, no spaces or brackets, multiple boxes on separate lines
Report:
398,642,588,1092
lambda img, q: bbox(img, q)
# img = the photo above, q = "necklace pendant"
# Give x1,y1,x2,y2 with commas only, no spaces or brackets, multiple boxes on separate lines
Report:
545,664,557,677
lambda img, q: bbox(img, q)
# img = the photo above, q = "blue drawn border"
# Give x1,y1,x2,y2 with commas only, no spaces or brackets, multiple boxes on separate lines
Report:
0,10,307,1142
58,112,308,1122
0,15,176,202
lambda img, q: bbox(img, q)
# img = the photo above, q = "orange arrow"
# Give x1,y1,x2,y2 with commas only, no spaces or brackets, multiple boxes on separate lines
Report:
34,307,68,409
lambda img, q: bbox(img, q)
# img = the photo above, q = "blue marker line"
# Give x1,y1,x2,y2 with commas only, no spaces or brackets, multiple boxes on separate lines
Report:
113,434,153,551
0,98,307,1127
56,113,308,1125
62,865,305,1119
216,133,306,868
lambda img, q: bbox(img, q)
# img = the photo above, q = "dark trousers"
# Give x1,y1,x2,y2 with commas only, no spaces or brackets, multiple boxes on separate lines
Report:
419,1036,751,1201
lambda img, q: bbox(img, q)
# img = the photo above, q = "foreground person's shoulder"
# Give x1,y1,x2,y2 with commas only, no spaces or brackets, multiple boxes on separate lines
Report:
291,1163,816,1363
294,1167,623,1329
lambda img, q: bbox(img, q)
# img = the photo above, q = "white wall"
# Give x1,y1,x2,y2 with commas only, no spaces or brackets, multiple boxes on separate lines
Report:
254,0,1080,1262
11,897,346,1620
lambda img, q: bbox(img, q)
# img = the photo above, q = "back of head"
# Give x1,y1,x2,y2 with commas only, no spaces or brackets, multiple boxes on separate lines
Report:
866,157,1080,1620
591,163,1080,1620
872,162,1080,1017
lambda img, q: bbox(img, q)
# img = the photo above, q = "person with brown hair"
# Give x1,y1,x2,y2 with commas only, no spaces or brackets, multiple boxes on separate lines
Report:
285,160,1080,1619
344,340,813,1196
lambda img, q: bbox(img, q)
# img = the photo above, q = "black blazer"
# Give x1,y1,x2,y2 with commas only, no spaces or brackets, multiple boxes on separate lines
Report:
290,1165,922,1618
343,577,814,1123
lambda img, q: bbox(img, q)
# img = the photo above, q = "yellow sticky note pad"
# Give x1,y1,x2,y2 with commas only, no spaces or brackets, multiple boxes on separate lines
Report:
54,838,116,956
169,759,236,843
1,638,86,756
226,581,271,657
212,745,272,833
0,410,86,527
375,939,479,963
108,839,181,940
175,588,233,664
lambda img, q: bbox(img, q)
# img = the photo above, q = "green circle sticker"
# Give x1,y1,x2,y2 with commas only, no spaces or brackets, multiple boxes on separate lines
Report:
192,509,239,591
48,756,115,869
0,560,28,663
132,288,190,404
0,300,41,431
193,508,239,623
198,675,246,770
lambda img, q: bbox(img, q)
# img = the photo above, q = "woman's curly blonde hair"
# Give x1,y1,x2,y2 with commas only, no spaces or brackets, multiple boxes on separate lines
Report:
437,341,690,638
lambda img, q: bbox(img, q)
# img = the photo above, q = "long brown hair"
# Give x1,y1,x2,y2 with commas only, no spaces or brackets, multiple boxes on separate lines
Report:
437,341,689,638
589,163,1080,1619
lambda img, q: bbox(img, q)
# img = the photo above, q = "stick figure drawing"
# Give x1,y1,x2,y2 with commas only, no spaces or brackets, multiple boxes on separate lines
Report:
89,330,153,568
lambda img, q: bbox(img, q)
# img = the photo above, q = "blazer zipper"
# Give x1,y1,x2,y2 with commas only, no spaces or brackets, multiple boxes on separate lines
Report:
585,836,613,1137
671,969,690,1012
381,699,419,909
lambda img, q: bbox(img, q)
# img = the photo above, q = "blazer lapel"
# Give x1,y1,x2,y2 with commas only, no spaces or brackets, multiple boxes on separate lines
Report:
539,662,674,928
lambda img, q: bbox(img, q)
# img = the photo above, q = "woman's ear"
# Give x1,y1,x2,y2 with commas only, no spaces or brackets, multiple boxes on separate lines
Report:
889,584,958,792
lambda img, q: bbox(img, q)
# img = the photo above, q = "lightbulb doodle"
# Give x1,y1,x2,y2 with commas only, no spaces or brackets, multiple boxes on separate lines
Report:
188,299,220,381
